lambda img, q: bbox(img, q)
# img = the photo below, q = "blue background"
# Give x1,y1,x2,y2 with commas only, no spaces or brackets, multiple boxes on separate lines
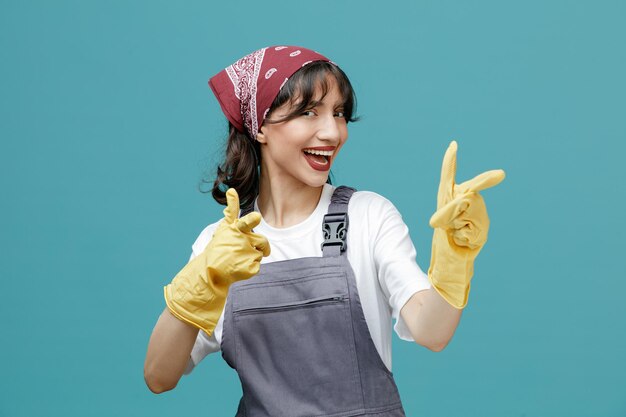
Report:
1,0,625,416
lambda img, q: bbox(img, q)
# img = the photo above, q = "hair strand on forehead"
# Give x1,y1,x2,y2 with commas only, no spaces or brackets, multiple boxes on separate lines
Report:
264,61,360,126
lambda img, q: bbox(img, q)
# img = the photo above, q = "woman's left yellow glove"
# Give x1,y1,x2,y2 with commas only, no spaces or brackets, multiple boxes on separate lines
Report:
427,141,505,309
164,188,271,336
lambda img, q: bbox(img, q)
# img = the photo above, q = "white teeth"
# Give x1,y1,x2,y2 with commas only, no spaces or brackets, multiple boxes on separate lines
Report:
303,149,333,156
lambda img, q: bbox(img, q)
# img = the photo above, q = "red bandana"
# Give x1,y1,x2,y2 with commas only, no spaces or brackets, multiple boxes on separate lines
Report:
208,45,332,140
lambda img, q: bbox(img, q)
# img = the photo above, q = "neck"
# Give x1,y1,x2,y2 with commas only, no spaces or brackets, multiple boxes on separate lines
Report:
257,174,325,229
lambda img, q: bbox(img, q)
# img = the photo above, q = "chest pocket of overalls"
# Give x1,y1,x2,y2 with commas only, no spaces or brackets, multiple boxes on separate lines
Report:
228,270,363,415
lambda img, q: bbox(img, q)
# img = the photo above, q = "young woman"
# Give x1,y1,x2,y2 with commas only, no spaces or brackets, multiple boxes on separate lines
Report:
144,45,505,416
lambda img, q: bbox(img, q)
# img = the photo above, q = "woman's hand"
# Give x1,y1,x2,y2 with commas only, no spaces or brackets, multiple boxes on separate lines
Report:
206,188,271,284
427,141,505,309
164,188,271,336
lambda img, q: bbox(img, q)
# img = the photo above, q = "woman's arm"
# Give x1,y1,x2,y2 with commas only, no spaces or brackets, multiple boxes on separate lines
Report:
402,142,503,350
400,287,463,351
144,308,199,394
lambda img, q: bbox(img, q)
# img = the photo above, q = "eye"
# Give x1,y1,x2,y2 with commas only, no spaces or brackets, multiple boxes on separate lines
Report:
334,111,345,118
302,110,316,117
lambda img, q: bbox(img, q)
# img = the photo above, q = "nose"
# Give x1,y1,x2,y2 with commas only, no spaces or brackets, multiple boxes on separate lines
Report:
316,112,343,143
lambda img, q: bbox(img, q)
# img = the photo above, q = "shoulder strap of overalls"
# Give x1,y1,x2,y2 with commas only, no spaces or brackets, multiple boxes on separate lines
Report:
322,185,357,257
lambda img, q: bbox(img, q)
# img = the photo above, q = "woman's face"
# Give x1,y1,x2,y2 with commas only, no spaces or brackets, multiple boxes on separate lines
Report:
257,77,348,189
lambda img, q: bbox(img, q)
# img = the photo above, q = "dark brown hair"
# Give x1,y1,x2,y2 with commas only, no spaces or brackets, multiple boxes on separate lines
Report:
201,61,359,209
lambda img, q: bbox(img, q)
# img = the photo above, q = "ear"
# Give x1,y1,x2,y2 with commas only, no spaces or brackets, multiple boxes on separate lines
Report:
256,126,268,144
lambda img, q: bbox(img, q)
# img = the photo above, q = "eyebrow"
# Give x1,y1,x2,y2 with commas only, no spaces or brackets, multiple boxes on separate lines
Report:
306,99,344,108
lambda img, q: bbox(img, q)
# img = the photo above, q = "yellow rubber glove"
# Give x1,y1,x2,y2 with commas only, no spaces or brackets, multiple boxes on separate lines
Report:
164,188,270,336
427,141,505,309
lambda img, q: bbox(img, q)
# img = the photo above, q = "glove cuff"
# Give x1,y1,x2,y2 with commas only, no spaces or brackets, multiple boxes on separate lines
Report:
163,266,229,337
164,284,227,337
427,264,472,309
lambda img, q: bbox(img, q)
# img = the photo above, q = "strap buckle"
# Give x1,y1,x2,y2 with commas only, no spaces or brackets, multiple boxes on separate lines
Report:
321,213,349,253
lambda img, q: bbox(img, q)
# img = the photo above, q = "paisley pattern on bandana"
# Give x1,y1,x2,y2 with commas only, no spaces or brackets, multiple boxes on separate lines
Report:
225,47,266,140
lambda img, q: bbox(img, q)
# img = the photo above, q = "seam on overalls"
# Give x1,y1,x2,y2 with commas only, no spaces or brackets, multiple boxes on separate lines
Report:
233,271,346,291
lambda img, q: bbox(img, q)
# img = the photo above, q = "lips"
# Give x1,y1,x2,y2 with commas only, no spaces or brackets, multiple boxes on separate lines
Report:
303,151,331,171
301,146,337,172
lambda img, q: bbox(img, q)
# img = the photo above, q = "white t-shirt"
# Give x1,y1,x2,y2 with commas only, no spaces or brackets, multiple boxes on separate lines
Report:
184,183,431,374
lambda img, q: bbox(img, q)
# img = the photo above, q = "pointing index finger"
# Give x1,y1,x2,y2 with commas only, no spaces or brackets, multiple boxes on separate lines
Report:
457,169,506,193
236,212,262,233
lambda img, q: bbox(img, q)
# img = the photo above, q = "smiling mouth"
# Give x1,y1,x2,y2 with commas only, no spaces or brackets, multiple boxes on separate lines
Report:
302,148,334,162
302,151,330,164
302,150,333,171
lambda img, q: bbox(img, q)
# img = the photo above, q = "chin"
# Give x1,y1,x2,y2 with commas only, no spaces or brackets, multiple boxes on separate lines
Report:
301,175,329,189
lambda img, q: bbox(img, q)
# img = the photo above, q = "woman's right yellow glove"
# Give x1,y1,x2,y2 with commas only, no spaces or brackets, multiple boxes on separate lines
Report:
164,188,270,337
427,141,505,309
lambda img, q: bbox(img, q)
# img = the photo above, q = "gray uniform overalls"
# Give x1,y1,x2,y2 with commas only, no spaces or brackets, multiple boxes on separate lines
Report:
221,186,407,417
